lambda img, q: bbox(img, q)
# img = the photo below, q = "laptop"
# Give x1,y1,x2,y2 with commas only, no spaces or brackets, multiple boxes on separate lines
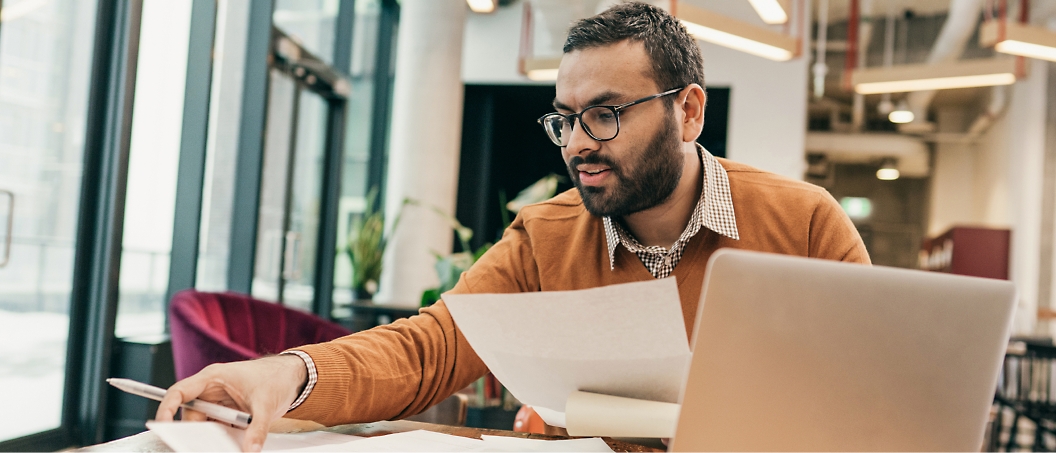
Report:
670,249,1016,452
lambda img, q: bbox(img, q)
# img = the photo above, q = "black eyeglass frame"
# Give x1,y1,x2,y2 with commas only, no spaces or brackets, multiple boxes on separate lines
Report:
536,87,684,146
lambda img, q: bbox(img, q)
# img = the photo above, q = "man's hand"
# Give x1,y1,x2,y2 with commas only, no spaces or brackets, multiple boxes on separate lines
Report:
155,355,308,452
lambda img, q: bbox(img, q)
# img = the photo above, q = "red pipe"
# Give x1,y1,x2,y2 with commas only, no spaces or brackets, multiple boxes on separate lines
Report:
843,0,859,91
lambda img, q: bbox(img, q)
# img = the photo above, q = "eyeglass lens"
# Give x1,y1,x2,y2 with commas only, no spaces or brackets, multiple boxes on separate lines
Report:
543,106,619,146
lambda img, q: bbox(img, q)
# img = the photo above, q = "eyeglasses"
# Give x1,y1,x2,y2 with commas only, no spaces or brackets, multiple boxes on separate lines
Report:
537,87,683,147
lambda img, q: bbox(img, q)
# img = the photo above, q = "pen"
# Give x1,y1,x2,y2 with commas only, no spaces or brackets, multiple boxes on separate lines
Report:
107,378,252,428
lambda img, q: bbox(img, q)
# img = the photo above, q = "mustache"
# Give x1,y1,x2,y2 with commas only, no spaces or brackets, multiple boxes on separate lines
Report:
568,154,621,173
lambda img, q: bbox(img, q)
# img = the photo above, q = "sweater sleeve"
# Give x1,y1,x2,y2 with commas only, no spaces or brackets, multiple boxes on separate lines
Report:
807,190,872,265
284,215,539,426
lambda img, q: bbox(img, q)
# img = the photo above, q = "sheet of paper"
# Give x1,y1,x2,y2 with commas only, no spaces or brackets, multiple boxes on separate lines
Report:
564,390,679,438
479,435,614,452
326,430,487,452
146,422,240,452
443,278,691,427
146,422,363,452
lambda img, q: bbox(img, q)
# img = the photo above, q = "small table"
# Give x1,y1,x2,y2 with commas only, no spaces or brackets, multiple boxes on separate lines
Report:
81,419,662,452
332,301,421,332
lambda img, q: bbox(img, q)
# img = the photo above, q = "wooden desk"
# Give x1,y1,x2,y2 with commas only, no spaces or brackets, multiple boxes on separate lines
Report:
81,419,662,452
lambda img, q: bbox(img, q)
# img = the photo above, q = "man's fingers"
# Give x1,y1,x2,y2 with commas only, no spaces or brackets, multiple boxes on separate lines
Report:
181,407,208,422
155,377,209,422
241,412,271,452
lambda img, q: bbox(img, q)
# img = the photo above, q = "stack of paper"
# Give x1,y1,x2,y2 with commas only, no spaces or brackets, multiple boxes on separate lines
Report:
146,423,613,452
444,278,691,434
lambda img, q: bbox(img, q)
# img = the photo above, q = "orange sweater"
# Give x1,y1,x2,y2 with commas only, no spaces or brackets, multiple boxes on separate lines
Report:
287,158,870,425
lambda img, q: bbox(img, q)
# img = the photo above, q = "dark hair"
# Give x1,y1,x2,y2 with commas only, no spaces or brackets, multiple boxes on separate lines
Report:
563,1,704,92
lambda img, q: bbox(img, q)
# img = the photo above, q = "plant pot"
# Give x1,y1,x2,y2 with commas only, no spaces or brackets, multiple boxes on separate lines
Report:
352,287,374,302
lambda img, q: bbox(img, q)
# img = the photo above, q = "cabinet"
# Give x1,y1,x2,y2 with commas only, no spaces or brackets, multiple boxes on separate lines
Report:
919,227,1010,279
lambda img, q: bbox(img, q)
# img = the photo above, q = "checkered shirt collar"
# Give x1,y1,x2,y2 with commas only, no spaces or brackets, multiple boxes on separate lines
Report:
603,145,740,276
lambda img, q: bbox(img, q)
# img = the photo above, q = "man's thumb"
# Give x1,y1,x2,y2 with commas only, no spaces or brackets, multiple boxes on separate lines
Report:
242,415,269,452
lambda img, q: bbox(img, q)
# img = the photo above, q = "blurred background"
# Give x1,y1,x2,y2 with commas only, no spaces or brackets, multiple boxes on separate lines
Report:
1,0,1055,449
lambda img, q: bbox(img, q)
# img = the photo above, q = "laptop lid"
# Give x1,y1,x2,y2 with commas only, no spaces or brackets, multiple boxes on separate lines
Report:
670,249,1016,452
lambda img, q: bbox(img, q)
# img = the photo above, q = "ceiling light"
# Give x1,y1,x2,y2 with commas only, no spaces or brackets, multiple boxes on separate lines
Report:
876,158,900,181
521,57,561,81
877,97,894,116
852,58,1019,94
676,3,798,61
888,100,914,123
747,0,789,25
980,21,1056,62
466,0,497,14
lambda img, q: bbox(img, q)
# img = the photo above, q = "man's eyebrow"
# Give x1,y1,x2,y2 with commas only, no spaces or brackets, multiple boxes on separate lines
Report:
552,91,624,112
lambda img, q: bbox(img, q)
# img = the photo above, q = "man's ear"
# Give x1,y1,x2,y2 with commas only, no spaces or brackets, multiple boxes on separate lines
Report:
679,84,706,143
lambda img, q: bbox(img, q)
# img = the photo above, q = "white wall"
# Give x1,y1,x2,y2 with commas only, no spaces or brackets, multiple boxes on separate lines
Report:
462,0,811,179
935,61,1050,335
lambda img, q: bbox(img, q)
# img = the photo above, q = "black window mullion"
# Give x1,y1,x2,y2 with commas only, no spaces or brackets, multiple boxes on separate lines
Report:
67,0,143,446
366,0,400,203
311,0,355,319
227,0,276,294
164,0,218,309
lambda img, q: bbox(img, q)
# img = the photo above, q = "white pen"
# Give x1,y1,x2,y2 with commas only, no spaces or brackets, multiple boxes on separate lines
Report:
107,378,252,428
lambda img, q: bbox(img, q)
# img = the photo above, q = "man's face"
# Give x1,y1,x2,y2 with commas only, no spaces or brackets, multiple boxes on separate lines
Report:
554,40,684,218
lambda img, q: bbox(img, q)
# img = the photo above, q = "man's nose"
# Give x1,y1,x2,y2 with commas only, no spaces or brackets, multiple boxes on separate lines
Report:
563,118,600,157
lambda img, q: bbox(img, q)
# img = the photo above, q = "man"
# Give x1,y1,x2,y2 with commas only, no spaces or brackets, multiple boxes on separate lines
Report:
157,2,869,451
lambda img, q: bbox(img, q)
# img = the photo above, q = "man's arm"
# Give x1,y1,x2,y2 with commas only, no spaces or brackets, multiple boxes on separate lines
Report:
156,215,539,451
285,215,540,424
807,190,871,264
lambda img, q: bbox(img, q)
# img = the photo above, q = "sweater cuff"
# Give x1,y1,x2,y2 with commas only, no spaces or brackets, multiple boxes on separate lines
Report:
279,350,316,412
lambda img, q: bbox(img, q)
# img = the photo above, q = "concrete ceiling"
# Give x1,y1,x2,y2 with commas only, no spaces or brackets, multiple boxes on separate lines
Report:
820,0,954,22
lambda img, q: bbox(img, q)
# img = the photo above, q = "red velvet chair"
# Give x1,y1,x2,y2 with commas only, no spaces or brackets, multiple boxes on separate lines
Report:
169,290,351,380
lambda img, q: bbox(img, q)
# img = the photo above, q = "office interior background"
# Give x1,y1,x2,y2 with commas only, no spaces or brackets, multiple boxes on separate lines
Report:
1,0,1055,450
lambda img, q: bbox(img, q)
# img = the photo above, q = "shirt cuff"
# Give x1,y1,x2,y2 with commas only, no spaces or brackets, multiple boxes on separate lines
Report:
280,350,317,412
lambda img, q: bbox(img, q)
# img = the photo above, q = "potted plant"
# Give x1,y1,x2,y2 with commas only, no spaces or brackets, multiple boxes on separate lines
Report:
345,188,399,301
416,174,562,306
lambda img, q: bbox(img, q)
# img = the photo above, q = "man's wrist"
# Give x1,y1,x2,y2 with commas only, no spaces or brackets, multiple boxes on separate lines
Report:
279,351,316,412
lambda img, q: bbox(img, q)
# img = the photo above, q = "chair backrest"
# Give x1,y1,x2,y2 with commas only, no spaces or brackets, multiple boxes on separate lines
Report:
169,290,351,379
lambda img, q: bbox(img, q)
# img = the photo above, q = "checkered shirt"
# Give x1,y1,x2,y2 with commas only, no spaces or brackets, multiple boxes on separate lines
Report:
603,145,740,278
281,350,317,411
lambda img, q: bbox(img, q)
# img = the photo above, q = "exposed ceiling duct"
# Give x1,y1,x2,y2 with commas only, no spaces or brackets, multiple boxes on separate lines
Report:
901,0,986,133
806,132,930,177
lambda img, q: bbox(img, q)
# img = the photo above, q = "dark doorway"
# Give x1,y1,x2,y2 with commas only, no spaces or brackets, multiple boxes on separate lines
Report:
455,84,730,251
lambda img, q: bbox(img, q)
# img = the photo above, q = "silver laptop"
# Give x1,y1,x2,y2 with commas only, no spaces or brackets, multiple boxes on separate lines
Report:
670,249,1016,452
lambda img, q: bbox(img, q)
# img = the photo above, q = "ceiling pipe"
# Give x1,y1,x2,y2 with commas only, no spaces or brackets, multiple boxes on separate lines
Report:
901,0,987,132
966,84,1010,138
812,0,830,99
852,0,875,131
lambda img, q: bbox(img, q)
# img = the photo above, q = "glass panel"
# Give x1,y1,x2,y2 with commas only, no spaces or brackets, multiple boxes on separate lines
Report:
115,0,192,338
0,0,99,441
332,0,381,306
273,0,338,65
197,0,250,291
281,90,328,311
252,70,297,303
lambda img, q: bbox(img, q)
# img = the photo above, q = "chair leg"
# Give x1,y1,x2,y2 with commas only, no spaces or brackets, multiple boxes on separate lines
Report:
1007,412,1021,452
990,407,1004,452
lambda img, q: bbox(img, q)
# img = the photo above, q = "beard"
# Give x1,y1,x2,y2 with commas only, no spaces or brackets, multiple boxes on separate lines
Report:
567,117,685,217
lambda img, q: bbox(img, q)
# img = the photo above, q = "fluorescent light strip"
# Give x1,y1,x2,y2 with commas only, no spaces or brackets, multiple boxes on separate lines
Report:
995,40,1056,62
980,21,1056,63
526,68,559,81
466,0,496,13
747,0,788,24
876,168,900,180
888,110,914,123
680,20,793,61
855,73,1016,94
